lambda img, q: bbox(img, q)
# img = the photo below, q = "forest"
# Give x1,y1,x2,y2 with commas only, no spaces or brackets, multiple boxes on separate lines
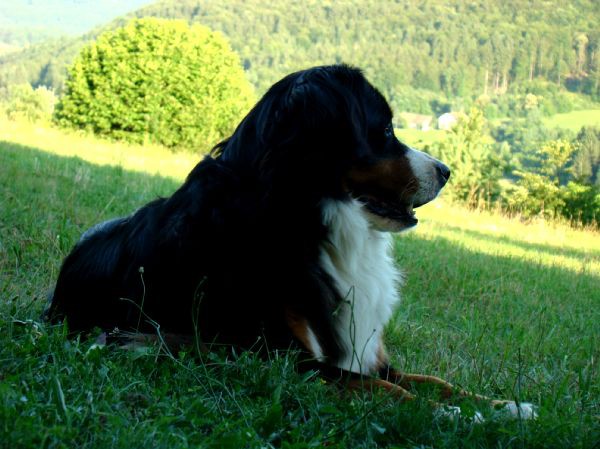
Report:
1,0,599,106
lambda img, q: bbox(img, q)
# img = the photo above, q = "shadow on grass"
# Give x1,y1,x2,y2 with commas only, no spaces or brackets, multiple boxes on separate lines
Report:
0,140,185,303
394,227,598,360
1,139,183,227
390,231,598,441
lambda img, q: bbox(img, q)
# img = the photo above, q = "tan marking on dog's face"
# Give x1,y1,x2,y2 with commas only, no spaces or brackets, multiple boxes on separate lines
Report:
345,155,419,231
345,147,449,232
347,156,419,203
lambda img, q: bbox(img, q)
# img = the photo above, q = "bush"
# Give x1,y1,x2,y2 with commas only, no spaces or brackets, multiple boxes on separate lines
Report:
571,126,600,185
503,140,582,219
54,18,255,151
1,84,56,123
491,111,551,156
559,182,600,225
505,172,564,218
492,138,600,226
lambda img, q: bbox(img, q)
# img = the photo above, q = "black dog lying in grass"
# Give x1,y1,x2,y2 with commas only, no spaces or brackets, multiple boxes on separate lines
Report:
45,64,534,421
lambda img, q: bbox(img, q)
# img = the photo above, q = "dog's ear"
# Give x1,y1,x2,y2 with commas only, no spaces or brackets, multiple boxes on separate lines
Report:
277,68,356,138
288,71,310,105
274,70,318,127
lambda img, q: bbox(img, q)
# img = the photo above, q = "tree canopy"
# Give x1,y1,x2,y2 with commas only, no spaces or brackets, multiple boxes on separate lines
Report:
54,18,254,150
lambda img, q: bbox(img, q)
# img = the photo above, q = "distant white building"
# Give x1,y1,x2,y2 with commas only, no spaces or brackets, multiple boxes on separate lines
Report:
438,112,458,130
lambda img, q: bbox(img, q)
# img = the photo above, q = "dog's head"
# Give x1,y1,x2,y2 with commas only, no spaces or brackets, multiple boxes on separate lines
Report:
213,64,450,232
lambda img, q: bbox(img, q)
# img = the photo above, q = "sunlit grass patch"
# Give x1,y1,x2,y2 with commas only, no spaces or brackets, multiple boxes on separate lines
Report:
414,200,600,276
542,108,600,131
395,128,447,146
0,119,199,181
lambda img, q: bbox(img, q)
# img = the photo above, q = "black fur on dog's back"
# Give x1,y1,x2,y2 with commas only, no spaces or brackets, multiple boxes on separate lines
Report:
46,65,388,362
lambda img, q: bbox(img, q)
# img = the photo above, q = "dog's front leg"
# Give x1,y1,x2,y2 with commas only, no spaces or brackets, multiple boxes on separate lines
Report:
345,377,417,401
380,367,491,402
380,366,537,419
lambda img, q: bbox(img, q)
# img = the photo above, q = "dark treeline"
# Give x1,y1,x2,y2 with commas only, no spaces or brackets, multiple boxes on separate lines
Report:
136,0,600,99
1,0,598,111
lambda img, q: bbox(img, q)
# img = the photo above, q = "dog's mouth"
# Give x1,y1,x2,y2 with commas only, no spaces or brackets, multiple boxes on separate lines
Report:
359,195,419,228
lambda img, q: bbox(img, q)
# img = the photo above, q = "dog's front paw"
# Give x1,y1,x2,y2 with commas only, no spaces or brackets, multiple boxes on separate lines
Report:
433,405,461,422
433,405,485,424
495,401,538,420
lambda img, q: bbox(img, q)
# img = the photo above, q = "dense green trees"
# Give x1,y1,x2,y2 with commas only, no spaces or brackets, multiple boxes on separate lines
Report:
54,18,254,150
572,127,600,185
509,140,577,217
1,0,598,109
80,0,600,103
431,108,600,225
427,108,509,205
0,36,86,93
1,83,56,122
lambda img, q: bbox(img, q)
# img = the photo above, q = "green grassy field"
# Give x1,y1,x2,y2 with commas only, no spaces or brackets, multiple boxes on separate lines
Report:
1,122,599,448
395,129,448,147
542,109,600,132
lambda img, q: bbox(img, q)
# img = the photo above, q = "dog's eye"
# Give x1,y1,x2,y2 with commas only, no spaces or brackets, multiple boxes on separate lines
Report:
384,124,394,138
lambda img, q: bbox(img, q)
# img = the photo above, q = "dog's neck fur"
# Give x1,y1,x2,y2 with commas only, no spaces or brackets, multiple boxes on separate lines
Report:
318,198,402,374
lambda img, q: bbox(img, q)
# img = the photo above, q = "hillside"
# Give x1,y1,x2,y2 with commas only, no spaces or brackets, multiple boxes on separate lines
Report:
1,120,598,447
1,0,598,111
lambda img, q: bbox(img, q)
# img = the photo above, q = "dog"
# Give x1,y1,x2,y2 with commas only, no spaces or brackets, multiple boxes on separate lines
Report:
45,64,534,420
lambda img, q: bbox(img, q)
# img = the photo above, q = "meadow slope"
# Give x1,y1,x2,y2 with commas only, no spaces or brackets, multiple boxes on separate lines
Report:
1,122,599,448
542,109,600,131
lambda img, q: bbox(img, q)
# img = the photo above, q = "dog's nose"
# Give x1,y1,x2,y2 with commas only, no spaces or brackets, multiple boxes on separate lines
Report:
436,162,451,183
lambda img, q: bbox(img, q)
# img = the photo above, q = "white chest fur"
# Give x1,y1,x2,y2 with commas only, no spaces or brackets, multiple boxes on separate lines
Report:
318,199,402,374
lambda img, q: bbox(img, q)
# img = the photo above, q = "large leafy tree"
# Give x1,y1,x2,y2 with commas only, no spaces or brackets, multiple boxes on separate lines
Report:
428,108,509,205
54,18,254,151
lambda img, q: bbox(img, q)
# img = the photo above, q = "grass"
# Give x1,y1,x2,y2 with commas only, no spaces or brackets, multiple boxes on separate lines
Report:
0,120,199,180
542,109,600,131
1,122,599,448
395,129,448,147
